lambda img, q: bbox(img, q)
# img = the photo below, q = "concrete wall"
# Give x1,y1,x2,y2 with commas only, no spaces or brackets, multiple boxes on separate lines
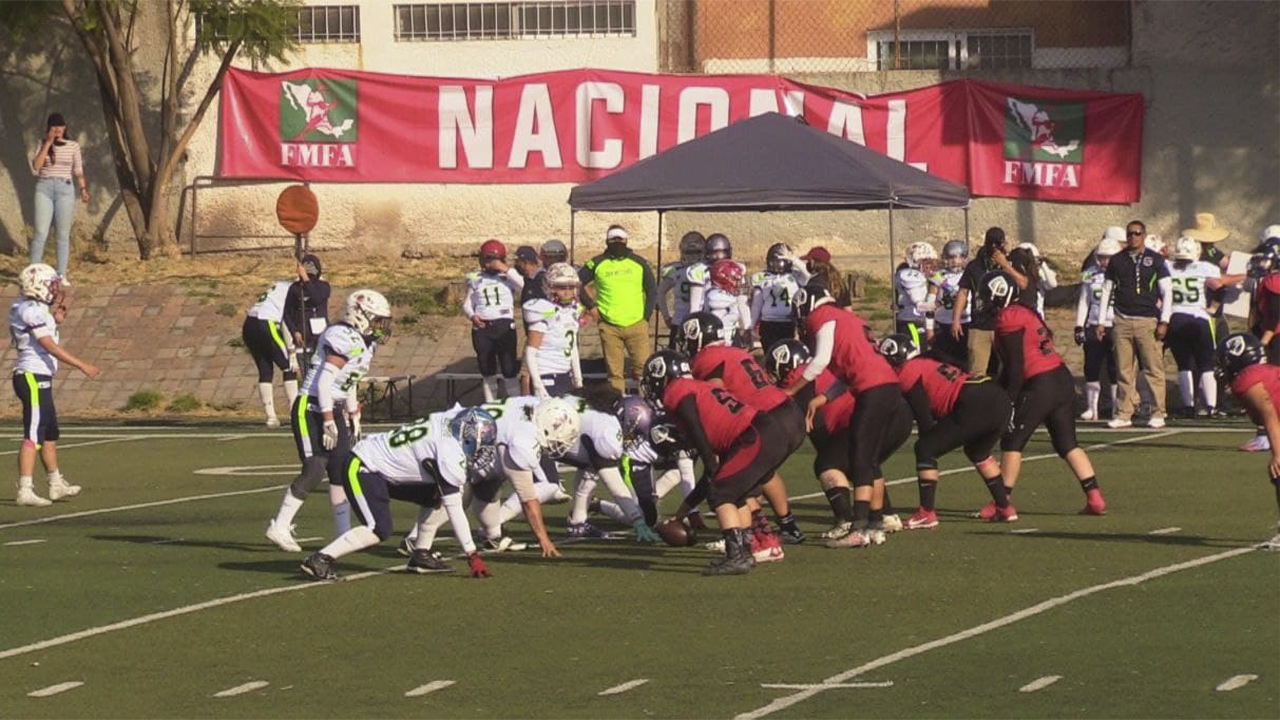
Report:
0,1,1276,281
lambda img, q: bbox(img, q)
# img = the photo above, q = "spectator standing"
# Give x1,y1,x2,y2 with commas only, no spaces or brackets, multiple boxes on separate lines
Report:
1097,220,1174,429
285,254,330,359
579,225,656,394
514,246,543,305
951,227,1024,376
800,247,851,307
29,113,88,284
1183,213,1231,272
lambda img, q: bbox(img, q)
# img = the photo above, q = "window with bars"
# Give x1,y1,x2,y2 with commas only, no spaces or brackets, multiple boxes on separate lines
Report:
875,40,951,70
965,33,1033,70
870,30,1034,71
393,1,636,41
297,5,361,43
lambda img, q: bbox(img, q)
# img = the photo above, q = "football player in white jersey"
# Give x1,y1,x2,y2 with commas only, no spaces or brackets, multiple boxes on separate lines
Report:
299,408,500,581
1166,236,1245,417
9,264,99,507
686,233,746,313
615,396,702,530
926,240,970,367
750,243,811,351
462,239,526,402
265,290,391,554
1074,237,1121,420
704,259,752,346
523,263,584,399
895,242,937,347
242,277,298,426
657,231,705,338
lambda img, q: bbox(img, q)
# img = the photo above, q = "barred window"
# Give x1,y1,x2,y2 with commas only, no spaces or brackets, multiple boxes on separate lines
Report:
966,33,1033,70
297,5,361,43
870,30,1034,71
394,1,636,41
875,40,950,71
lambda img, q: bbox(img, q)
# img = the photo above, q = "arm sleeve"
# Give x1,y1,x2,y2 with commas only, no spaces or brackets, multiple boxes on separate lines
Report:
1098,280,1115,327
440,491,477,555
1158,276,1174,324
801,321,836,381
525,351,547,396
570,338,583,387
283,284,302,336
737,295,752,330
344,392,360,415
688,283,705,313
676,395,718,478
749,286,765,327
999,330,1027,399
904,381,936,432
461,286,475,319
657,273,676,325
505,267,525,291
1075,282,1091,327
316,362,340,412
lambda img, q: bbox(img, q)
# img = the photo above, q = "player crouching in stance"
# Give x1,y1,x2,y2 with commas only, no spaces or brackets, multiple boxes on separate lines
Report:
978,272,1107,516
523,263,584,399
643,350,796,575
266,290,392,553
1215,333,1280,550
11,263,99,507
300,408,500,581
878,334,1016,528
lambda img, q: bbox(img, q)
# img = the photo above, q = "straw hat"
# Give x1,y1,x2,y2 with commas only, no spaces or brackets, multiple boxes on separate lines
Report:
1181,213,1229,243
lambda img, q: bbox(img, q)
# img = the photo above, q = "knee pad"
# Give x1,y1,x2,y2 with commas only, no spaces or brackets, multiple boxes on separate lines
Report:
283,369,297,381
1055,443,1080,459
290,457,329,498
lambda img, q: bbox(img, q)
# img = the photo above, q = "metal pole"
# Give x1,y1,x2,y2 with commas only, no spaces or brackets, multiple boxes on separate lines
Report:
569,210,577,265
888,202,896,312
767,0,776,74
964,206,971,245
654,210,665,351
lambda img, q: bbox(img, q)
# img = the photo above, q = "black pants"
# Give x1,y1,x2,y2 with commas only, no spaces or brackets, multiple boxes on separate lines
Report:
13,372,58,444
340,452,442,541
915,381,1010,470
1083,325,1117,383
290,395,350,475
847,383,908,486
1166,314,1216,373
472,319,519,378
813,396,911,478
930,324,969,369
1002,365,1079,457
758,320,796,353
243,316,295,383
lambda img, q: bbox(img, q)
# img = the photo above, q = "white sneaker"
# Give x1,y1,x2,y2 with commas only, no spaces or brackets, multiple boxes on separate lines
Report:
265,416,281,428
48,478,81,501
15,487,52,507
1147,414,1166,429
265,521,302,552
866,528,887,545
1079,409,1096,421
705,539,727,554
880,514,903,533
59,276,71,288
1240,435,1271,452
1107,418,1133,429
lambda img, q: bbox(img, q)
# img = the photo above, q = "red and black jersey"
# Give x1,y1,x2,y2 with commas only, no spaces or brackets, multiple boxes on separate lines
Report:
785,364,856,434
995,303,1064,380
895,356,968,418
804,304,898,393
1231,363,1280,427
691,345,788,412
662,377,757,453
1255,274,1280,335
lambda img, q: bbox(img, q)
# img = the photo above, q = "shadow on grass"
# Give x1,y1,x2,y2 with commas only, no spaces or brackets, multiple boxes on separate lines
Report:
963,529,1257,548
90,533,281,553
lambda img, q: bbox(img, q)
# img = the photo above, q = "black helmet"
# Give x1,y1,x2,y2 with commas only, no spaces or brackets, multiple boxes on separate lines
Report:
705,233,732,261
679,232,706,263
878,333,920,368
791,283,833,323
763,339,812,383
1215,332,1265,382
677,311,725,357
766,243,792,274
976,270,1018,312
641,350,692,401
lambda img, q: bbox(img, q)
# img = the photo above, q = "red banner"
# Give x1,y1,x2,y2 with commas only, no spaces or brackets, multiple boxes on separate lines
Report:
218,67,1142,203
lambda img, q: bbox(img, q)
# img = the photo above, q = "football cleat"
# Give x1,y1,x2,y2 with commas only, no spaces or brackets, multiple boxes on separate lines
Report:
566,521,614,541
881,513,903,533
825,530,872,548
703,553,753,576
300,552,340,581
751,531,785,563
15,487,51,507
993,504,1019,523
705,538,727,554
866,526,887,545
780,525,806,544
1240,435,1271,452
266,520,302,553
1079,409,1096,421
904,508,939,530
483,536,528,553
407,549,454,574
1259,525,1280,552
47,477,81,501
972,502,999,521
397,536,415,557
1106,418,1133,429
820,521,852,540
1081,489,1108,516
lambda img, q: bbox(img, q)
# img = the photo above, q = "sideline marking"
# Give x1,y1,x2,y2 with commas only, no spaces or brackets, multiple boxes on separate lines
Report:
598,679,649,696
194,465,298,477
735,544,1257,720
1019,675,1061,692
1009,528,1039,535
0,484,287,531
0,437,140,457
150,538,185,545
295,536,323,543
4,539,47,546
213,681,269,698
761,682,892,690
1148,527,1182,535
1215,674,1258,692
28,681,83,697
405,680,455,697
0,566,394,661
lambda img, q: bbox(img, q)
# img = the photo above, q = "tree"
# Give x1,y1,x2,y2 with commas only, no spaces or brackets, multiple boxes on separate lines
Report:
1,0,298,259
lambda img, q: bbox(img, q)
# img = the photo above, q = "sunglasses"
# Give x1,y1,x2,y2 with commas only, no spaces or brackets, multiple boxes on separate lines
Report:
1127,230,1144,236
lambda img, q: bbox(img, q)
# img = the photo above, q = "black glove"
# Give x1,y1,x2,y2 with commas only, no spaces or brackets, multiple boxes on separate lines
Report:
1074,326,1086,346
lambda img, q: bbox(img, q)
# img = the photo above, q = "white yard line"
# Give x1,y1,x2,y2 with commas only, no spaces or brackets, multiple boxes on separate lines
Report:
1019,675,1062,692
213,681,269,697
0,436,141,457
734,545,1258,720
1009,528,1039,535
27,681,83,697
0,484,287,531
598,679,649,696
1148,527,1182,535
760,682,892,689
1215,674,1258,692
4,538,47,546
404,680,456,697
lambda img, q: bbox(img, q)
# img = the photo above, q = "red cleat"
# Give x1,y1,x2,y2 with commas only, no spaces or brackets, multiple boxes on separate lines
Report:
1081,489,1107,516
751,530,784,563
972,502,999,520
904,508,939,530
993,504,1019,523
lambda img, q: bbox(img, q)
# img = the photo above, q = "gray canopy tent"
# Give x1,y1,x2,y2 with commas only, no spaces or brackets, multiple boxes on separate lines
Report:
566,111,971,282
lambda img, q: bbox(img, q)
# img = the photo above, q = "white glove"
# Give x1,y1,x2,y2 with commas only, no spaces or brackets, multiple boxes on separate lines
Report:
348,411,362,442
322,419,340,450
535,386,551,400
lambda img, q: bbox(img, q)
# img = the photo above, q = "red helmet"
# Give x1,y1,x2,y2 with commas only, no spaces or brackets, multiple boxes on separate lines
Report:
479,239,507,261
710,259,744,292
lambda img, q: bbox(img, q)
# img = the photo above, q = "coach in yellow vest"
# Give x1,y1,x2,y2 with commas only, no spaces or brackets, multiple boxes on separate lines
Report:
580,225,656,394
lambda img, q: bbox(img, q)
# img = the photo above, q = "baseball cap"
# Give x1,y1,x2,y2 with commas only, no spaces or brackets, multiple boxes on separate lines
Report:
606,225,628,242
801,246,831,264
514,246,538,263
1101,226,1126,243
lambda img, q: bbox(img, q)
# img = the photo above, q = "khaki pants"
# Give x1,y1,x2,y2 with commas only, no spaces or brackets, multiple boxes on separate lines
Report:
1113,316,1166,420
967,328,994,376
600,319,650,393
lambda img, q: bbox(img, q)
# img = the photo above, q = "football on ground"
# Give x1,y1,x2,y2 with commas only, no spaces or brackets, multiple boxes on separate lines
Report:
656,517,697,547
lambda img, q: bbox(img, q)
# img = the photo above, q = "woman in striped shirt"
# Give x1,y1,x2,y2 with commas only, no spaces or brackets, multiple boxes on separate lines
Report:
30,113,88,285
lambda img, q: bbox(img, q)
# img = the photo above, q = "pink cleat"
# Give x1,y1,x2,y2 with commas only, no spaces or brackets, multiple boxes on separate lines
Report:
904,508,939,530
1081,488,1108,516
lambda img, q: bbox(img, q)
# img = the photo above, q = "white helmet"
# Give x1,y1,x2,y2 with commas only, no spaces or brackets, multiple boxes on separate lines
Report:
1096,238,1123,258
543,262,580,306
19,263,59,304
532,397,581,458
1261,225,1280,243
1101,226,1126,243
1173,236,1202,261
1016,242,1043,259
1144,234,1166,255
344,289,393,342
905,242,938,268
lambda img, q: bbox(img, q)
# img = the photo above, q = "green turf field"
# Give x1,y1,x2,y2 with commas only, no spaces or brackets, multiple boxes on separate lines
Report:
0,424,1276,719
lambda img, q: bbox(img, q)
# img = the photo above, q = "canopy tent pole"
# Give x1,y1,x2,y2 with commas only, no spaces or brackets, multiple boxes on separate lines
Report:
569,210,577,264
887,201,896,312
964,206,970,245
654,210,665,351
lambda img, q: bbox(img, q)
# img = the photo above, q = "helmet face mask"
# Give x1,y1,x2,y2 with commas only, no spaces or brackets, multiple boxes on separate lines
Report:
532,398,581,458
345,289,393,344
766,243,792,274
705,233,732,262
942,240,968,271
679,232,706,264
1216,332,1265,382
543,262,580,307
614,396,656,448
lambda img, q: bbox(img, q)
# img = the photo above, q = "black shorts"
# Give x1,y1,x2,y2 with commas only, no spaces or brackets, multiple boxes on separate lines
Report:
472,319,519,378
707,412,795,508
340,452,442,542
846,383,906,486
1166,314,1216,373
813,394,912,478
537,372,574,397
930,324,968,369
242,316,294,383
758,320,796,352
1002,365,1079,456
13,372,58,444
290,395,350,467
1082,325,1117,383
915,380,1010,470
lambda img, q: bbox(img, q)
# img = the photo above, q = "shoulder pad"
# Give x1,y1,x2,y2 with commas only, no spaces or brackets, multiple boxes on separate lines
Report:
686,265,707,282
465,271,481,282
750,271,766,285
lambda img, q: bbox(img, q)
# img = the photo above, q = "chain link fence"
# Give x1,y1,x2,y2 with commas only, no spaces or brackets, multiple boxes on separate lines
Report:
660,0,1132,75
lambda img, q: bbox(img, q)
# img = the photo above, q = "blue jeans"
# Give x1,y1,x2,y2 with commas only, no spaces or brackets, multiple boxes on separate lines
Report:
31,178,76,276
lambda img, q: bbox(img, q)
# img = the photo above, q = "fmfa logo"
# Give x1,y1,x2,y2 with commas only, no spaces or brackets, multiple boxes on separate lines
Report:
1002,97,1084,189
279,79,357,168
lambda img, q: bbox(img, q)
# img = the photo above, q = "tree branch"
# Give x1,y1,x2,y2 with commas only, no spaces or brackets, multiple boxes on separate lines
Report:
157,36,241,189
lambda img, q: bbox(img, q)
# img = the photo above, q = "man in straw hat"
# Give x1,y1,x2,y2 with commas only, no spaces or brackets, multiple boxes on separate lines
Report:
1182,212,1231,271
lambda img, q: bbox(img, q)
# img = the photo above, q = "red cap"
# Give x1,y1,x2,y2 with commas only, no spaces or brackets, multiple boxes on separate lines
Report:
801,246,831,264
